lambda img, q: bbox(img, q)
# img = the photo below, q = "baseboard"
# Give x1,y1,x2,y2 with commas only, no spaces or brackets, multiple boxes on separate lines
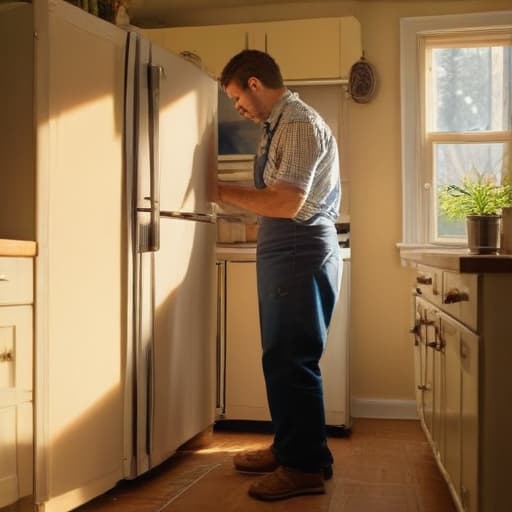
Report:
350,398,418,420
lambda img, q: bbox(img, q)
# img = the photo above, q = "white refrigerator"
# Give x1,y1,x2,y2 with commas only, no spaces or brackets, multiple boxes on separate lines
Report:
124,32,218,477
0,2,218,510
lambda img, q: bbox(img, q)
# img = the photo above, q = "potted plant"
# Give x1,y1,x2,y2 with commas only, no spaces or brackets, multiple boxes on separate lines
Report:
438,172,512,254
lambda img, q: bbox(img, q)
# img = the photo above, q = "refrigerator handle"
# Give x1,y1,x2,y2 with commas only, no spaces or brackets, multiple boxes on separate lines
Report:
147,64,163,251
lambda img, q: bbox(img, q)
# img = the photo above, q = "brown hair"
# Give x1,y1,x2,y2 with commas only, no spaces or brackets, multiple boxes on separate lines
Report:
220,49,284,90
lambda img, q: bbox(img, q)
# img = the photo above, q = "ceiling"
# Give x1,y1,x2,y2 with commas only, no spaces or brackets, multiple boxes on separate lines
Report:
127,0,464,27
128,0,348,27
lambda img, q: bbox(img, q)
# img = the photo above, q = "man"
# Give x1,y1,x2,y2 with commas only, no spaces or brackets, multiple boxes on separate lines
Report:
217,49,341,501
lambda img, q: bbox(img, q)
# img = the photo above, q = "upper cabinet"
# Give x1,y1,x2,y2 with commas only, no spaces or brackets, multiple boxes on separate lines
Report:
142,17,362,81
141,24,251,78
258,17,361,81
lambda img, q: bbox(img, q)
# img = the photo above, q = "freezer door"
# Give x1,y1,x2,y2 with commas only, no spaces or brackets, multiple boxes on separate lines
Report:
150,44,218,216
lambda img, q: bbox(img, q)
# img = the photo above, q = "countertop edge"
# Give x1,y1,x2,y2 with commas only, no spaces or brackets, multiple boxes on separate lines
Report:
400,248,512,273
0,239,37,257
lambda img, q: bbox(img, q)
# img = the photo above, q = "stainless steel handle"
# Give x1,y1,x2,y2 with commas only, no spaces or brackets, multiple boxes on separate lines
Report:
147,64,162,252
161,211,216,223
137,208,216,224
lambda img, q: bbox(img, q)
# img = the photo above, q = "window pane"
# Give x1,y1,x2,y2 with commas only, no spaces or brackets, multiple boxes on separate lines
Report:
431,46,511,132
434,142,509,238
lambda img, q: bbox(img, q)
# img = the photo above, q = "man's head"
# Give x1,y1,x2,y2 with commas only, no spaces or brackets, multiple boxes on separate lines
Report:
220,50,286,124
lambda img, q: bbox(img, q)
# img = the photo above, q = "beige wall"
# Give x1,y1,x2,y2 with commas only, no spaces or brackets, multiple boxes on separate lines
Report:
146,0,512,408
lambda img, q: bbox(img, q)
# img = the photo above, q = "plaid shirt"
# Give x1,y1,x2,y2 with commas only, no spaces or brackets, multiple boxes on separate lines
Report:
258,90,340,223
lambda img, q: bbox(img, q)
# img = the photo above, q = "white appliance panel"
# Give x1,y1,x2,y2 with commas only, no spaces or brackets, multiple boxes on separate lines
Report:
151,45,217,216
130,35,218,476
150,218,217,467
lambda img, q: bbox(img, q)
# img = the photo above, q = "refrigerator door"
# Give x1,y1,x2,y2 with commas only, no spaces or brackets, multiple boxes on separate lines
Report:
150,43,218,217
150,217,217,468
130,36,218,475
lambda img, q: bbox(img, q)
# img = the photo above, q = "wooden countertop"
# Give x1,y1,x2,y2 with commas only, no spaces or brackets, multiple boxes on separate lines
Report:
0,239,37,257
400,248,512,273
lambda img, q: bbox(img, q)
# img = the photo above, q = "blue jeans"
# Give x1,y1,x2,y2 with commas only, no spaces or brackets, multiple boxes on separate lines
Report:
256,217,340,472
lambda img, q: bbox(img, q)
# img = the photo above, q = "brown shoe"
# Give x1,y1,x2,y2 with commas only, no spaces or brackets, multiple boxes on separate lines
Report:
248,466,325,501
234,447,334,479
233,447,278,474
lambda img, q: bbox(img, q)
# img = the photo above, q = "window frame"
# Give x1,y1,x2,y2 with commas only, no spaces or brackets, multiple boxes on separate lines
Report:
400,10,512,247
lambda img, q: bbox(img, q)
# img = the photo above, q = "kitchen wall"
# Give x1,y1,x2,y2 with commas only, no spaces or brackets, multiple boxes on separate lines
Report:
139,0,512,415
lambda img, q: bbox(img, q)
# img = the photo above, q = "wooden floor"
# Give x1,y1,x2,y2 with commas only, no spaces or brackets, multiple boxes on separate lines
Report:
75,419,456,512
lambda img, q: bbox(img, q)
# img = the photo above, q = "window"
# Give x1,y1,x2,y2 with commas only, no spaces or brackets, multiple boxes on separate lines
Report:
400,11,512,247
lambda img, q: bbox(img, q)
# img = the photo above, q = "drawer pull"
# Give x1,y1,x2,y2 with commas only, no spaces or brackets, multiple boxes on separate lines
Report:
0,274,9,282
416,275,432,285
427,340,445,351
0,350,13,362
443,288,469,304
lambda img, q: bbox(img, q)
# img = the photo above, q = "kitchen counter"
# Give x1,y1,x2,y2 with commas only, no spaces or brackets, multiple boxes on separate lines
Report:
400,248,512,273
216,243,256,261
0,239,37,257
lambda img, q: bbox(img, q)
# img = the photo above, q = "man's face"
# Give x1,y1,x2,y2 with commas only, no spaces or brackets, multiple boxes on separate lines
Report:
224,77,267,124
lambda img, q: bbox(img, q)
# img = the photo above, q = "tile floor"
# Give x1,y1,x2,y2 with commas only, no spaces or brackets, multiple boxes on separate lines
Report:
74,419,456,512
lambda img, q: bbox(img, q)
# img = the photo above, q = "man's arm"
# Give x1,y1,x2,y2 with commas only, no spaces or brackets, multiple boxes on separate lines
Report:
217,180,306,219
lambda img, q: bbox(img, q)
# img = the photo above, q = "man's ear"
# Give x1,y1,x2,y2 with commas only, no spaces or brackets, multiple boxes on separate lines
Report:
247,76,260,91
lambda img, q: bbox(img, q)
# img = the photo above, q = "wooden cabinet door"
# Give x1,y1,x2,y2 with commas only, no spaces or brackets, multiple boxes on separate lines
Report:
417,297,438,440
0,305,33,509
225,261,269,420
260,17,361,80
440,316,462,497
262,18,342,80
149,25,249,78
412,298,424,419
460,330,479,512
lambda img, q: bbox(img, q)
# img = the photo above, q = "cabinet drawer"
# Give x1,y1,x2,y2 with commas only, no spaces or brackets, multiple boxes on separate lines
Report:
415,265,442,306
0,306,33,392
441,271,478,332
0,258,33,306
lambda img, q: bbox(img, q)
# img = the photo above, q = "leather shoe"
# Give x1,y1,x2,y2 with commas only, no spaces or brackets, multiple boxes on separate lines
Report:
248,466,325,501
233,447,333,480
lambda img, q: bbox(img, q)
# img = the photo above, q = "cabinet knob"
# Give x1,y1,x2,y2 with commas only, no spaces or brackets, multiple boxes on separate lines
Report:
0,350,13,362
417,384,428,391
443,288,469,304
416,274,432,285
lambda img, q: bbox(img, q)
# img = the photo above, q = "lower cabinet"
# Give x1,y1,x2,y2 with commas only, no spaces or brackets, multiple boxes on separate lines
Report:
218,256,350,429
224,260,269,421
0,258,33,512
410,263,512,512
414,295,479,511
